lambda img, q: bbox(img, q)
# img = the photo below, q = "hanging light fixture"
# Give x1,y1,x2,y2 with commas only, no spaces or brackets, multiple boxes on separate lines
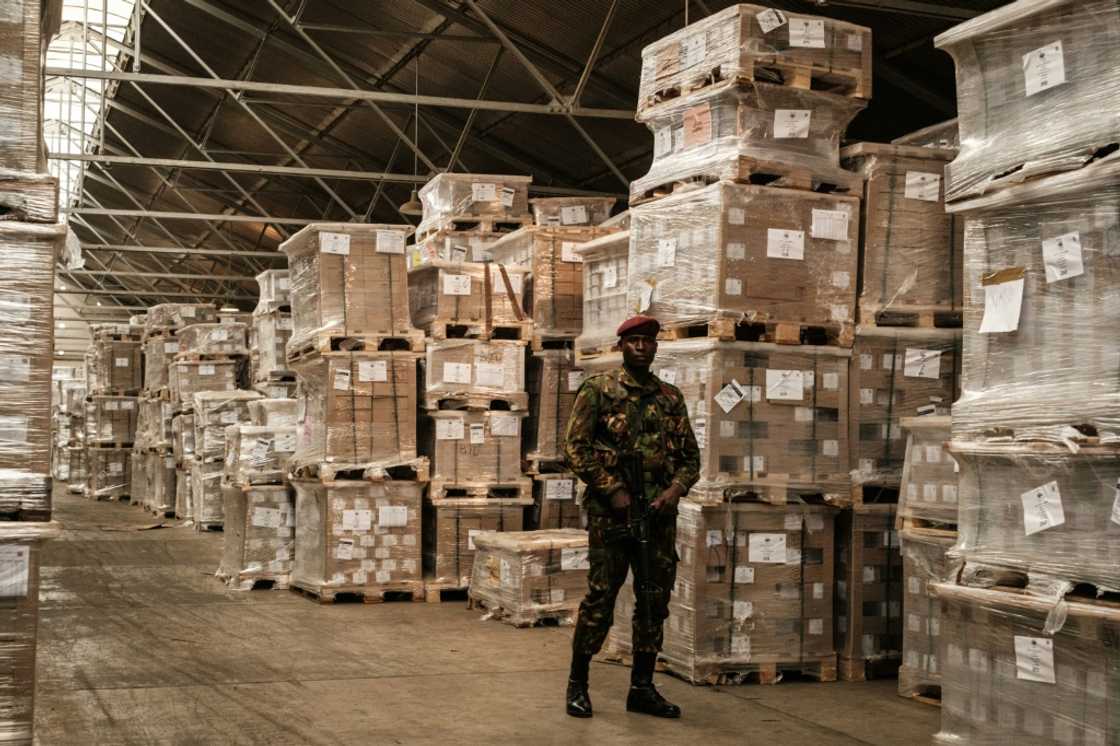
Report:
399,51,424,216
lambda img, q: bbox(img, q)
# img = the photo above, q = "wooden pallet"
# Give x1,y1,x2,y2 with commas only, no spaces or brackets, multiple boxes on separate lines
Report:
290,579,425,604
429,478,533,504
530,334,577,352
285,329,425,365
574,344,617,363
470,596,578,628
216,572,291,592
688,477,848,507
416,215,533,244
898,517,958,535
606,651,838,686
426,319,532,343
67,484,84,495
424,391,530,412
658,317,854,348
901,684,942,708
287,457,429,483
423,580,470,604
845,481,901,508
0,172,60,223
174,353,248,363
0,509,51,522
251,370,296,385
860,306,963,330
149,508,176,519
194,521,224,532
839,655,902,682
523,457,568,475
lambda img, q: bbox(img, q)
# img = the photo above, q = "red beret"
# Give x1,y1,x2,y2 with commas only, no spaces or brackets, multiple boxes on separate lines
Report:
617,315,661,338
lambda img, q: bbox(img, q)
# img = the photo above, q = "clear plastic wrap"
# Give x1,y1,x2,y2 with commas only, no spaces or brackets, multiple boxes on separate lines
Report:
190,458,224,526
574,230,629,355
175,323,248,358
531,473,584,530
252,379,297,401
291,479,423,595
282,224,416,354
951,441,1120,592
0,0,44,173
148,452,176,516
891,119,960,150
223,425,297,485
254,269,290,311
417,173,532,237
628,182,859,333
171,413,195,464
66,447,86,487
248,398,298,428
406,227,506,269
142,334,179,392
0,470,50,514
632,82,864,205
898,527,957,701
168,358,242,409
422,410,525,485
931,583,1119,745
250,308,292,383
191,391,262,463
84,447,130,500
217,484,295,590
0,171,58,224
934,0,1120,203
524,349,583,463
423,500,525,588
836,505,902,677
407,260,530,336
142,303,219,333
609,501,836,683
175,461,192,519
898,416,958,526
840,143,964,319
637,4,872,117
423,339,525,407
529,197,616,227
468,529,589,626
290,351,418,470
129,450,149,510
135,395,174,452
86,395,138,445
90,333,142,394
951,157,1120,442
849,327,960,486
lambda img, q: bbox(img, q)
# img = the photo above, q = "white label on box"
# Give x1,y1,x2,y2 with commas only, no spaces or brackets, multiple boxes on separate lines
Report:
730,633,750,656
0,291,30,321
105,400,119,411
1021,481,1065,536
122,400,135,410
811,209,849,241
830,271,850,289
766,229,805,260
724,278,742,296
904,349,942,379
735,566,755,584
279,277,290,290
115,357,129,368
859,388,875,405
560,205,588,225
469,423,485,445
443,362,472,384
376,230,405,254
320,232,351,255
277,317,293,330
822,440,839,457
659,368,677,386
905,171,942,202
749,533,786,563
978,275,1024,334
638,281,655,312
726,242,746,261
756,8,787,33
499,187,516,208
859,458,875,474
822,372,839,391
784,514,802,531
727,207,746,226
0,415,27,444
252,507,282,528
733,600,753,620
181,306,196,318
789,18,825,48
220,410,238,424
471,182,497,202
601,264,618,289
924,446,942,463
199,364,216,376
212,328,229,342
714,379,746,413
657,238,677,268
164,342,180,354
1023,41,1066,97
467,529,481,551
1014,636,1056,683
546,479,574,501
333,368,351,391
378,506,408,528
335,539,354,560
848,33,863,51
560,242,583,263
773,109,811,139
765,369,804,401
0,546,29,598
680,33,706,68
1041,231,1084,283
490,413,519,437
562,547,590,571
475,362,504,388
567,371,585,391
436,419,464,441
358,360,388,383
108,461,123,475
442,273,472,296
654,127,673,157
706,530,723,547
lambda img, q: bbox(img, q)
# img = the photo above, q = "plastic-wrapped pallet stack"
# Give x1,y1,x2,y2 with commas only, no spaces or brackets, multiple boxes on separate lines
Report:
931,2,1120,743
50,376,84,484
598,4,871,686
84,322,141,502
283,223,426,603
61,380,87,492
250,269,296,399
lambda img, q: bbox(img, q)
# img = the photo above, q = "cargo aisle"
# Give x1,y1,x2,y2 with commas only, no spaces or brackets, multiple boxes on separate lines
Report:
31,486,936,744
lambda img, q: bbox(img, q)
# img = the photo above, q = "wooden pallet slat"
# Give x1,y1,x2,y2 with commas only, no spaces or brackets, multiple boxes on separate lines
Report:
290,579,425,604
657,317,854,348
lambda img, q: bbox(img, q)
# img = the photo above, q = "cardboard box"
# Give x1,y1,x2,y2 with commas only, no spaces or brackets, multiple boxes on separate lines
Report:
531,473,584,530
408,260,530,335
422,410,525,485
254,269,290,310
223,425,297,485
524,349,583,462
86,395,138,445
192,390,262,463
190,458,224,525
143,303,219,333
135,395,174,452
423,500,524,588
171,413,195,464
90,336,142,393
176,322,249,357
530,197,615,227
250,307,292,382
423,339,525,406
837,505,902,678
147,451,176,515
175,463,192,519
0,0,44,173
898,416,958,526
247,399,298,428
142,334,180,392
406,228,508,269
898,527,956,701
574,230,629,355
218,484,295,589
85,446,130,500
169,359,242,409
418,173,532,236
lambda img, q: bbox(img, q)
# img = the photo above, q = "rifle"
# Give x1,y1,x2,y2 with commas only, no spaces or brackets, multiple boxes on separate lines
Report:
604,452,662,629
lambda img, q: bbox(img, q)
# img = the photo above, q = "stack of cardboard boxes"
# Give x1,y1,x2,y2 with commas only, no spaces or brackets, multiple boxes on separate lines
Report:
929,1,1120,741
249,269,296,399
84,324,141,502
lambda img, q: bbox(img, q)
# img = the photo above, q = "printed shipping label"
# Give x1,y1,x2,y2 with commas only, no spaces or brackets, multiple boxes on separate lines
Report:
560,242,583,263
199,364,216,375
469,423,485,445
1023,41,1066,97
601,264,618,289
474,362,504,388
766,229,805,260
320,232,351,255
546,479,574,501
335,539,354,560
654,127,673,157
376,230,405,254
1014,636,1056,683
358,360,388,383
756,8,787,33
1041,231,1084,283
211,328,229,342
1021,480,1065,536
773,109,811,139
471,182,497,202
164,342,180,354
435,418,465,441
978,272,1024,334
789,18,825,48
904,349,942,379
657,238,677,267
562,547,590,571
114,357,129,368
714,379,746,413
831,271,850,289
748,533,787,563
567,371,584,391
811,209,849,241
499,187,516,208
734,566,755,584
252,507,282,528
333,369,351,391
560,205,588,225
765,369,804,401
443,362,472,384
343,509,372,532
0,546,30,598
905,171,942,202
490,413,519,437
442,273,472,296
108,461,123,475
378,506,408,528
733,600,753,620
680,33,706,69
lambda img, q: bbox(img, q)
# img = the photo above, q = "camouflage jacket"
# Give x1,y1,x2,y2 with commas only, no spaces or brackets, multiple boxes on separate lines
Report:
564,365,700,516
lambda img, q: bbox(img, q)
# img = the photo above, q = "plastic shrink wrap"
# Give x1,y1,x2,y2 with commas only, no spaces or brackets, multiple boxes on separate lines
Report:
0,0,44,174
149,452,176,515
931,583,1120,746
407,260,530,336
531,473,584,530
282,224,417,355
0,171,58,224
254,269,290,310
637,4,872,118
934,0,1120,202
898,416,958,526
632,82,864,205
129,453,149,510
135,396,173,451
85,447,130,501
217,484,294,590
171,413,195,464
891,119,959,150
253,378,296,401
423,410,525,485
248,398,298,428
836,506,902,678
290,351,418,470
489,226,618,337
417,173,532,237
609,501,836,684
86,395,137,445
628,182,859,335
574,230,629,356
223,425,297,485
849,327,960,486
169,358,241,409
423,501,524,588
142,335,179,392
142,303,219,332
291,480,422,595
840,143,963,320
250,308,292,382
423,339,525,408
191,391,262,463
530,197,615,227
950,157,1120,442
191,458,224,526
90,331,142,394
898,528,957,702
407,227,505,269
469,529,589,626
176,322,248,357
950,441,1120,592
524,349,583,462
175,463,192,519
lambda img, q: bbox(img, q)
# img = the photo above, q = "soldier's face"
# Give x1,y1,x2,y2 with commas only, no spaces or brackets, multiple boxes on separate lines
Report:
620,334,657,369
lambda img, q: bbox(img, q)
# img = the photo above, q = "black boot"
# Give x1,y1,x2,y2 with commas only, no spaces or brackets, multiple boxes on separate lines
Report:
566,653,593,718
626,652,681,719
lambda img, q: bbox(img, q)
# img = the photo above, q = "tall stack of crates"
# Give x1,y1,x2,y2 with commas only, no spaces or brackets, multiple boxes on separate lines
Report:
63,380,87,493
84,323,141,502
50,377,84,484
283,223,426,603
250,269,295,399
931,2,1120,743
602,4,872,686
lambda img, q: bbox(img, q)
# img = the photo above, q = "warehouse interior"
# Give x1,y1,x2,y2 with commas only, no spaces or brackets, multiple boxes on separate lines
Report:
4,0,1115,743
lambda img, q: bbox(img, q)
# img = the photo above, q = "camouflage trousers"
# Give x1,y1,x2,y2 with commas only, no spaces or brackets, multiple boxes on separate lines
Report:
571,512,678,656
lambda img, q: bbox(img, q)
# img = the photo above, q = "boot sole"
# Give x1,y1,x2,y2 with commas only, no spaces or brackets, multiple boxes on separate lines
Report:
626,705,681,719
566,709,593,719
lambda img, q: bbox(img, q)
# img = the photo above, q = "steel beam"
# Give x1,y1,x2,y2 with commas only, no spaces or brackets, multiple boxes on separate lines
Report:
65,208,320,224
49,153,432,182
80,243,281,258
72,270,258,281
816,0,979,20
56,288,256,300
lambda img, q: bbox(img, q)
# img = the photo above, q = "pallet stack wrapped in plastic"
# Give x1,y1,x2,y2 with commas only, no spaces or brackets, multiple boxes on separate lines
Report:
61,379,87,492
599,4,873,685
249,269,295,399
929,2,1120,743
282,223,426,603
50,377,84,483
84,323,141,502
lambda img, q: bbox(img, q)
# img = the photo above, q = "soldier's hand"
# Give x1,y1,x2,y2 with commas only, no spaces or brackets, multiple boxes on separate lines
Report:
651,483,685,514
609,487,631,514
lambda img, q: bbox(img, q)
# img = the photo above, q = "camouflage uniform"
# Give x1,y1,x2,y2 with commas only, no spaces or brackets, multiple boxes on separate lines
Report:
565,365,700,655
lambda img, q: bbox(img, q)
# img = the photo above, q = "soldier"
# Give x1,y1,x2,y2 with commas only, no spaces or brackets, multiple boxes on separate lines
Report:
563,315,700,719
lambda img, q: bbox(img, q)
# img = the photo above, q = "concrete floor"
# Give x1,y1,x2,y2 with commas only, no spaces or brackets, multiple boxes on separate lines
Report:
34,486,939,745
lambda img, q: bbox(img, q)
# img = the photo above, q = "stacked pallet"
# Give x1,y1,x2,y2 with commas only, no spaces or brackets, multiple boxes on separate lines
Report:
283,223,427,604
50,377,84,484
62,380,87,493
602,5,872,686
249,269,295,399
930,2,1120,742
84,324,141,502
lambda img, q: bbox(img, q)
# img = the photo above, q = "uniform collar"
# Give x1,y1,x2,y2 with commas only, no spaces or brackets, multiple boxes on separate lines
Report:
617,365,660,393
